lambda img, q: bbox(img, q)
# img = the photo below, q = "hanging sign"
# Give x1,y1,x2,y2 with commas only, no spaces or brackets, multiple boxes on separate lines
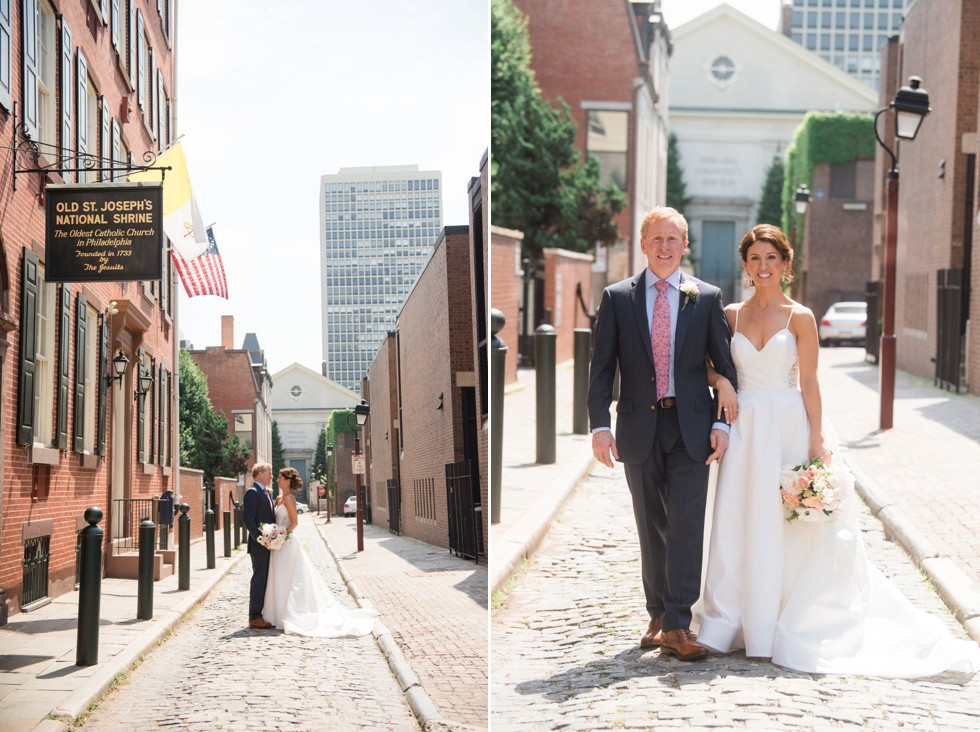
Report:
351,455,366,475
45,183,164,282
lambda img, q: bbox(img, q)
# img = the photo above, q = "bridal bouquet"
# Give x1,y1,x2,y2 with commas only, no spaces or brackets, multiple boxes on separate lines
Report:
257,523,289,550
779,456,848,523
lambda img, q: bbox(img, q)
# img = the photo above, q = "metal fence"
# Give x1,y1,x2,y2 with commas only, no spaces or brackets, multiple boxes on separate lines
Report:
445,459,483,562
387,478,402,535
936,268,964,392
22,536,50,607
111,497,158,554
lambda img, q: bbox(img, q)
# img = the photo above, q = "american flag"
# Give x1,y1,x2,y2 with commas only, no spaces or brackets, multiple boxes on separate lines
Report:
171,227,229,299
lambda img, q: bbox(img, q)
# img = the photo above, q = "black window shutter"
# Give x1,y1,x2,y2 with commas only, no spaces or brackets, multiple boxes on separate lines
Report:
165,369,172,466
56,283,71,449
96,314,107,455
17,248,39,445
0,0,12,111
136,348,145,463
148,355,156,463
73,293,87,452
21,0,38,140
60,20,72,182
157,362,164,465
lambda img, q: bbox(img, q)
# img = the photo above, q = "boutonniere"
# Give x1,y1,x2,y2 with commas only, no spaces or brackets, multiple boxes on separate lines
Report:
679,280,700,310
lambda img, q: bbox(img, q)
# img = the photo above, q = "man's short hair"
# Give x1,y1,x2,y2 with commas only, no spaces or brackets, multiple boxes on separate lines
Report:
252,462,272,479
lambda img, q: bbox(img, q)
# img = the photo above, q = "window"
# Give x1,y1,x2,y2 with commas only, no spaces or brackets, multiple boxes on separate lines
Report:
34,265,56,447
77,51,98,183
82,303,97,452
585,109,628,191
0,0,11,110
234,411,253,449
37,0,56,148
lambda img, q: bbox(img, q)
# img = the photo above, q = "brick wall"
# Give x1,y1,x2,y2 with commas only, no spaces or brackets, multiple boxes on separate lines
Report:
188,346,258,468
394,229,473,550
471,156,489,557
178,470,205,542
801,161,874,322
0,1,177,617
366,335,398,530
543,248,594,364
490,227,523,384
892,0,980,379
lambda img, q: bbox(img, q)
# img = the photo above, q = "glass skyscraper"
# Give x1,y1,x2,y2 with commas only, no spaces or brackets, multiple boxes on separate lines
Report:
782,0,913,90
319,165,443,392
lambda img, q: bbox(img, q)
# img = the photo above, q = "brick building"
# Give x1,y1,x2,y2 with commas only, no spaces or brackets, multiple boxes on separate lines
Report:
513,0,671,273
542,248,594,365
873,0,980,393
0,0,178,620
365,225,484,559
490,226,522,385
185,315,273,477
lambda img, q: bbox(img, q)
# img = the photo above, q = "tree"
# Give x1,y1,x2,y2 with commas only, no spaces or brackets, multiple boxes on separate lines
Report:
312,428,328,485
666,132,696,253
178,350,252,485
271,420,284,479
491,0,624,261
757,155,785,226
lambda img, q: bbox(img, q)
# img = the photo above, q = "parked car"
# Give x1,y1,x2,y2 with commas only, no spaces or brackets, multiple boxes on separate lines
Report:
819,301,867,346
343,496,357,517
295,503,309,514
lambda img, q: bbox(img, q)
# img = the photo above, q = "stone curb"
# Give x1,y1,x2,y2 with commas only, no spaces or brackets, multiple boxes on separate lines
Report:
34,549,248,732
843,447,980,642
490,450,596,596
316,522,450,731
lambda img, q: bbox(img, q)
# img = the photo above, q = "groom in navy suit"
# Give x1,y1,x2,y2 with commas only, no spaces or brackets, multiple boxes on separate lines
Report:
242,462,276,629
588,207,737,660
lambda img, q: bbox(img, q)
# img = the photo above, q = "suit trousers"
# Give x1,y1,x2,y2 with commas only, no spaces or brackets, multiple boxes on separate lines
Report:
623,407,710,631
249,547,271,620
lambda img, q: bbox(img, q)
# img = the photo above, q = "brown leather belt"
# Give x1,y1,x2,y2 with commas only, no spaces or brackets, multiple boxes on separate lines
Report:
654,397,677,409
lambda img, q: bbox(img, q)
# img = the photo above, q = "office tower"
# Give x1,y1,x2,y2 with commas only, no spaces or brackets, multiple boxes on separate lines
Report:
320,165,443,392
781,0,913,90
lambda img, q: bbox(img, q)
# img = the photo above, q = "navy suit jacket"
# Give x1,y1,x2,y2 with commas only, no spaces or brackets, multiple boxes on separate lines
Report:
242,482,276,555
588,271,737,464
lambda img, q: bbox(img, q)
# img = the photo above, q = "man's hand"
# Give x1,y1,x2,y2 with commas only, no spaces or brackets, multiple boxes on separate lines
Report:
592,430,619,468
705,428,729,465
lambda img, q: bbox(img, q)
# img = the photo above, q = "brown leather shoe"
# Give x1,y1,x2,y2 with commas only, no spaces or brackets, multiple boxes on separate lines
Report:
659,629,709,661
248,617,273,629
639,618,662,648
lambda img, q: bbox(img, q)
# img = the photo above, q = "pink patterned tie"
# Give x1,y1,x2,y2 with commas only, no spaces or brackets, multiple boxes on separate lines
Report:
652,280,671,400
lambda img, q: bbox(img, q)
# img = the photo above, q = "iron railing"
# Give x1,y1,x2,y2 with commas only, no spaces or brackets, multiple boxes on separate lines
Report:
446,459,483,562
111,498,158,554
22,536,50,607
936,268,964,392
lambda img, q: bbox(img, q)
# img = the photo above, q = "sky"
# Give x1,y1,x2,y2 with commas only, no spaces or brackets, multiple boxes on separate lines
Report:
174,1,489,377
659,0,780,30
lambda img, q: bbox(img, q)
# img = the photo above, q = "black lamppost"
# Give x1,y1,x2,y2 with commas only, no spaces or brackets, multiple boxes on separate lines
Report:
347,401,370,552
873,75,931,430
788,184,810,298
324,442,333,523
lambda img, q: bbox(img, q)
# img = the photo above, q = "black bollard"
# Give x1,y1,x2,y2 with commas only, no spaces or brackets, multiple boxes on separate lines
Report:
137,519,156,620
490,309,507,524
223,510,232,558
76,507,104,666
205,507,215,569
535,324,557,464
232,501,241,549
178,504,190,590
573,328,591,435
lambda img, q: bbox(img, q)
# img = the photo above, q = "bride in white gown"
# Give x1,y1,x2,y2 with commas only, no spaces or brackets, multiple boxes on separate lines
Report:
698,223,980,677
263,468,376,637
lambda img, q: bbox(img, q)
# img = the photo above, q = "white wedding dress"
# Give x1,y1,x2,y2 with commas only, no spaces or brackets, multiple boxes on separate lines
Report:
698,308,980,676
263,504,376,637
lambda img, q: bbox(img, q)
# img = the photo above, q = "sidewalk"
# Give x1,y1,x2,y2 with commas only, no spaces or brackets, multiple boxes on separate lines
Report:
491,350,980,642
1,512,489,732
315,513,488,731
0,533,245,732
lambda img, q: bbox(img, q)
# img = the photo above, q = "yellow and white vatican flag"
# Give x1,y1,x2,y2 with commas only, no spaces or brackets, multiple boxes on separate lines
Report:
129,141,209,260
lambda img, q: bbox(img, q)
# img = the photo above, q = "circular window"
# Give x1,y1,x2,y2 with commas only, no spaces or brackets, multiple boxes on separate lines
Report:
290,385,303,400
710,56,736,83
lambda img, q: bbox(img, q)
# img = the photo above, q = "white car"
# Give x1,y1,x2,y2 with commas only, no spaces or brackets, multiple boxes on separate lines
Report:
343,496,357,517
295,503,309,514
819,302,867,346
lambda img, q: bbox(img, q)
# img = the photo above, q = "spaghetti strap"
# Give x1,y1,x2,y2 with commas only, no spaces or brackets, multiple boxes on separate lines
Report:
734,305,741,335
785,304,795,329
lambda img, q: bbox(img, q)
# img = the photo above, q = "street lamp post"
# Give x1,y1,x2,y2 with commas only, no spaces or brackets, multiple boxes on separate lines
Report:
325,442,333,523
873,75,931,430
348,401,370,552
789,184,810,298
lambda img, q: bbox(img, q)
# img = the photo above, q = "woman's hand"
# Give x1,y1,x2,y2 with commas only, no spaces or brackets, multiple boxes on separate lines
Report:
809,437,832,465
714,376,738,423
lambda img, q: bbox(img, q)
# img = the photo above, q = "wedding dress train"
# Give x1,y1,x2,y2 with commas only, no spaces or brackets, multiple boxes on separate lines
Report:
263,504,376,637
697,309,980,677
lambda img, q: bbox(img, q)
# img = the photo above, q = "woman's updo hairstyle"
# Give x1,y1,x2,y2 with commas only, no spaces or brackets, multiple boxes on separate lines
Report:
278,467,303,491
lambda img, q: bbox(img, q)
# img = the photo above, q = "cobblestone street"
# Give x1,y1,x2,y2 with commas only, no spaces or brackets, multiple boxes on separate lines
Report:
75,517,418,731
491,465,980,731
